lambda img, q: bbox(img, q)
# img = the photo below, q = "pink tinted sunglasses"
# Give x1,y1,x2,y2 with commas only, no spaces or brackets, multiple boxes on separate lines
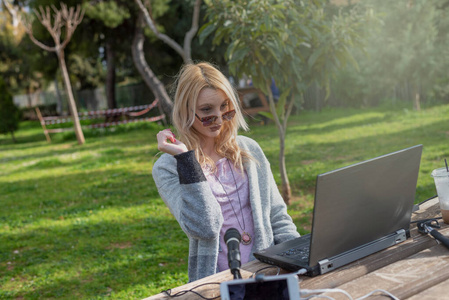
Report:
195,109,236,127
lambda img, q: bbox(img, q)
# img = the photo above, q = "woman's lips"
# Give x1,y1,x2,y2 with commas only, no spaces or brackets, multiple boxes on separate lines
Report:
210,125,221,131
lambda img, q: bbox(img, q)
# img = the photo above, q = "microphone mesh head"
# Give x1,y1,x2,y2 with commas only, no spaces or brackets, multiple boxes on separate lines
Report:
224,228,241,243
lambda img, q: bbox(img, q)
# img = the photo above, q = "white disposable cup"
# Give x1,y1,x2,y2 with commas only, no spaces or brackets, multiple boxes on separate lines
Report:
431,167,449,224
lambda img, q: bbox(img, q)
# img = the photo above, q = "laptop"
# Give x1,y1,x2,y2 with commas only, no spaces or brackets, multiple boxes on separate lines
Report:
254,145,423,277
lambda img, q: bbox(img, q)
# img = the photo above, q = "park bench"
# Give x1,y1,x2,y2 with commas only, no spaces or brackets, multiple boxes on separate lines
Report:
35,99,165,142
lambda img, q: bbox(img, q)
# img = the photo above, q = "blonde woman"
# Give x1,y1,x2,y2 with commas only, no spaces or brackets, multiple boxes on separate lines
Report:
153,62,299,282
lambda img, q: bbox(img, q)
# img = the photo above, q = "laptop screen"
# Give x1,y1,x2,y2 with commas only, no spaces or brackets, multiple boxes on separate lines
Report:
308,145,422,267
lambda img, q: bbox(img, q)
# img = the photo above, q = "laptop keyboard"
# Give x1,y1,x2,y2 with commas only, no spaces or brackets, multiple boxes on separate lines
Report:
275,234,311,263
278,246,310,261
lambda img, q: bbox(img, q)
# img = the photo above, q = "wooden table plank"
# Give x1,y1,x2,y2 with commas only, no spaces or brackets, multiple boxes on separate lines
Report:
143,269,255,300
411,196,441,222
406,277,449,300
318,241,449,300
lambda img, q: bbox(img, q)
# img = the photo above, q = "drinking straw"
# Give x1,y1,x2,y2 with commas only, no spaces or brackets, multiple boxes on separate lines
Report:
445,159,449,173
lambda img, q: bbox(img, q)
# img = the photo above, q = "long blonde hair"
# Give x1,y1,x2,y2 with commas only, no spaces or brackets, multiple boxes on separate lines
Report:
172,62,252,171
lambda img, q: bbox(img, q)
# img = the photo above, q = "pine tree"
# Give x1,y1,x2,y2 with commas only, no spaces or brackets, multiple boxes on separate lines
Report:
0,78,20,142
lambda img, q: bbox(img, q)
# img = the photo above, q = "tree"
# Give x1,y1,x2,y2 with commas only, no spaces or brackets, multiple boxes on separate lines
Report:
367,0,439,110
201,0,365,203
0,78,20,142
23,3,86,145
135,0,201,63
83,0,132,110
132,0,202,114
132,10,173,115
329,0,449,108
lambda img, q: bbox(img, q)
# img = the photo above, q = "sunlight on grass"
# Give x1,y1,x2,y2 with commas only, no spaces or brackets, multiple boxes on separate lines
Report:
1,104,449,298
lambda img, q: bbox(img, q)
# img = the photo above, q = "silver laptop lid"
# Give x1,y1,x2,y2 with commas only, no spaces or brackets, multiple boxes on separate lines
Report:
309,145,423,267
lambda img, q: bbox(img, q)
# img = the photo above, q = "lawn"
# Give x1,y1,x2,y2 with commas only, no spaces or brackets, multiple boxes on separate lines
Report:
1,103,448,299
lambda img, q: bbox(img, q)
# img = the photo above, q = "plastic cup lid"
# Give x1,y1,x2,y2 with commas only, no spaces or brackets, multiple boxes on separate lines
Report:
431,167,449,178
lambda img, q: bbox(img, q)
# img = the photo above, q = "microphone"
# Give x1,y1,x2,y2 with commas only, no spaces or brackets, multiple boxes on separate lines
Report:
224,228,242,279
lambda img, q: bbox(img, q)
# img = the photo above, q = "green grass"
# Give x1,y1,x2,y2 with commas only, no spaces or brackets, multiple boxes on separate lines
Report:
1,104,449,299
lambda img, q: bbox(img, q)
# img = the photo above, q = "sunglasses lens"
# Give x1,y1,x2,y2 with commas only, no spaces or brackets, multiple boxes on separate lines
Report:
202,116,216,126
223,110,236,121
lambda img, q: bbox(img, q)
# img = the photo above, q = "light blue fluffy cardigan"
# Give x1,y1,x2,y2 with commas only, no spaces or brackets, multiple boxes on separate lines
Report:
152,135,300,282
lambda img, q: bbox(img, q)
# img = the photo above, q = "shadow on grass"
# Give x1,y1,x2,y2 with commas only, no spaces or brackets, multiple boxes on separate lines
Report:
0,119,164,143
248,106,370,126
1,168,162,225
1,133,160,174
289,111,394,136
0,133,49,148
305,118,443,159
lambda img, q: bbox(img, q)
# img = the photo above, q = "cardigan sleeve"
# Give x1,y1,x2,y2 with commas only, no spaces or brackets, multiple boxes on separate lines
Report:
152,151,224,240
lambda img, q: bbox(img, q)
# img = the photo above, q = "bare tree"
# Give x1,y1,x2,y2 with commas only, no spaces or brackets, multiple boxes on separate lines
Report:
23,4,85,145
132,0,201,115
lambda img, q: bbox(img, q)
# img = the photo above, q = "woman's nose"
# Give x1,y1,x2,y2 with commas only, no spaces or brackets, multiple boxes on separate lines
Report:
213,109,224,124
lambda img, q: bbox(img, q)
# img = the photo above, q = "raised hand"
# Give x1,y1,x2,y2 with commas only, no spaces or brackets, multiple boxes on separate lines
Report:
156,129,188,156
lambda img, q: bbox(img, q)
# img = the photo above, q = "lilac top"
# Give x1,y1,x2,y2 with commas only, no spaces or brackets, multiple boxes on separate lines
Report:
203,158,255,272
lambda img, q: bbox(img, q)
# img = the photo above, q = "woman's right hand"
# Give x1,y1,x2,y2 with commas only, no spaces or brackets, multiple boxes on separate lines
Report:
156,129,188,156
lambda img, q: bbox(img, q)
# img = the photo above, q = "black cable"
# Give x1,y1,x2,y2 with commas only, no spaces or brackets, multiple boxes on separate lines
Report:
250,265,281,278
417,195,438,206
162,282,221,299
412,195,438,213
411,216,442,224
410,195,441,224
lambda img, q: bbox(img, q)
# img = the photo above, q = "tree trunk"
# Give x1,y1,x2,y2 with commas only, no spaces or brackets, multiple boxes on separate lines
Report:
10,130,16,143
132,12,173,115
57,51,85,145
54,77,63,115
414,92,421,111
26,86,33,108
413,83,421,111
265,80,291,204
105,39,117,110
315,84,322,112
279,130,291,205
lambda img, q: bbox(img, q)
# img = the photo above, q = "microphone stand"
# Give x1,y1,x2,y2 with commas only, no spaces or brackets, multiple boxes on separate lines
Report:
228,245,242,279
231,267,242,279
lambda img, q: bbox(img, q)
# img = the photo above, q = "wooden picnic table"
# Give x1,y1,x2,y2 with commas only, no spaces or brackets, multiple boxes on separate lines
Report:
144,197,449,300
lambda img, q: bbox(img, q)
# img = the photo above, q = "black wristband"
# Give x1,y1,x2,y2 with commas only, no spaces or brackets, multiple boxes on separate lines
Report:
174,150,206,184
